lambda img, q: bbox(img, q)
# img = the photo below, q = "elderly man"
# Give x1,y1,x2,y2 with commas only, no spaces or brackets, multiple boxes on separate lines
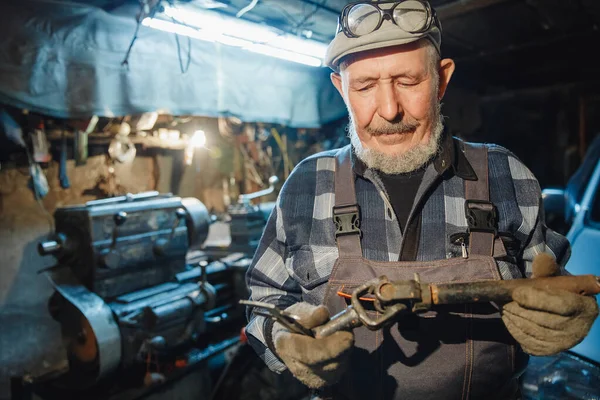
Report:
245,1,598,399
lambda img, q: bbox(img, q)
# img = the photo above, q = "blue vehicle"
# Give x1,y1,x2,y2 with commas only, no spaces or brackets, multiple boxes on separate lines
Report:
519,135,600,399
542,134,600,366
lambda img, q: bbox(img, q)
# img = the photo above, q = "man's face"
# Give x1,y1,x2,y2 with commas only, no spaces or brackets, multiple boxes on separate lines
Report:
331,42,455,158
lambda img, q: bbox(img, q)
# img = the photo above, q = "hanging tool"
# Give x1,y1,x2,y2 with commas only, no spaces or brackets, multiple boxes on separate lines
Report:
31,121,51,163
74,115,98,166
0,108,26,148
59,130,70,189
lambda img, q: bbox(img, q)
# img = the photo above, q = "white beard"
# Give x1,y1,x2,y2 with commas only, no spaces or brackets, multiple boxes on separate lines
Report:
348,104,444,174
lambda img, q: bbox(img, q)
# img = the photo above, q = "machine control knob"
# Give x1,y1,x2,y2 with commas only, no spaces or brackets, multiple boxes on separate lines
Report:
38,233,67,256
175,208,187,220
38,240,62,256
114,211,128,226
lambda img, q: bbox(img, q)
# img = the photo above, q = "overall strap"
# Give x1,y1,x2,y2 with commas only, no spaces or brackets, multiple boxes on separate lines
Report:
463,144,497,257
334,146,363,258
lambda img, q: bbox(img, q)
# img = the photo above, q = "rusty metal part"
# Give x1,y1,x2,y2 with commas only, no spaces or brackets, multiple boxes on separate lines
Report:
350,278,403,329
69,315,98,364
316,277,412,337
240,300,314,337
244,275,600,340
430,275,600,305
375,275,423,305
312,306,363,339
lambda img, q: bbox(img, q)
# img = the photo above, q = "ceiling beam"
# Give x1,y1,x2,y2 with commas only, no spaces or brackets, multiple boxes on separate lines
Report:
437,0,515,20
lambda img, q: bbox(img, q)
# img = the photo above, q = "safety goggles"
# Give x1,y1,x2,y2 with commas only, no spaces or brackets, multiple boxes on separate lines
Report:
337,0,439,38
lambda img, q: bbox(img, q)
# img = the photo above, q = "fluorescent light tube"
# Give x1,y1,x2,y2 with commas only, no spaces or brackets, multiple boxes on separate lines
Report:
142,18,253,48
143,5,327,67
246,43,323,67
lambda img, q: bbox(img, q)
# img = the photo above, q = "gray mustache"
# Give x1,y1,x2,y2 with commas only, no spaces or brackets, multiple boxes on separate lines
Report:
366,120,420,136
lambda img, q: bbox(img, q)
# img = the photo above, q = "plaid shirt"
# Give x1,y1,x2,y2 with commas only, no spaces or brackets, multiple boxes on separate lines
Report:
245,133,571,372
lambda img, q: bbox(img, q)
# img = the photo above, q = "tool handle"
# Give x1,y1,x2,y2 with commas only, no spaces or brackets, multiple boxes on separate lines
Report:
431,275,600,305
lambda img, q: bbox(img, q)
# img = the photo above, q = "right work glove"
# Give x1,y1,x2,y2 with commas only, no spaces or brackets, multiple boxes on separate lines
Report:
271,302,354,389
502,253,599,356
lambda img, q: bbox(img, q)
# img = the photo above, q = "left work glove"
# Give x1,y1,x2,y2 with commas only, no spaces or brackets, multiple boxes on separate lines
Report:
272,302,354,389
502,253,599,356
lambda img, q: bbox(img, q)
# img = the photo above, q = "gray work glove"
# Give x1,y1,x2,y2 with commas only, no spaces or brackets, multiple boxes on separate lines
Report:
502,253,599,356
272,302,354,389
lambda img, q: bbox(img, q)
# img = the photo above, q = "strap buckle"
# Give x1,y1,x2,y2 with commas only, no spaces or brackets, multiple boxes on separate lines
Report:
333,204,361,237
464,200,498,235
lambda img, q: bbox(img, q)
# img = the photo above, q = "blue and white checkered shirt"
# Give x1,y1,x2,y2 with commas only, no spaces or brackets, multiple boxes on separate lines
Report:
245,133,571,372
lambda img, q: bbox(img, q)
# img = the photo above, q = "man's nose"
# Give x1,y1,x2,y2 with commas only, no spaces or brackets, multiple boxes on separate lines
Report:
377,84,402,122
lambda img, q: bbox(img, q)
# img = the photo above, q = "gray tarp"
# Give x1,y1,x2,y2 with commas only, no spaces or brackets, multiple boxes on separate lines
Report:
0,0,346,128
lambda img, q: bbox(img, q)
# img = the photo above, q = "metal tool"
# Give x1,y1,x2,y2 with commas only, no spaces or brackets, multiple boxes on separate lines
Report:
240,300,314,337
243,274,600,339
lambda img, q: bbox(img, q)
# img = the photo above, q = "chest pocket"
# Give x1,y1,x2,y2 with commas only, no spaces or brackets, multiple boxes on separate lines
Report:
286,247,336,290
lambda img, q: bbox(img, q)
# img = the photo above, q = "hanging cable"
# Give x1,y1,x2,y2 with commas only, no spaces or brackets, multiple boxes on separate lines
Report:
122,0,162,68
122,15,142,68
236,0,259,18
295,0,328,32
259,1,301,26
173,17,192,74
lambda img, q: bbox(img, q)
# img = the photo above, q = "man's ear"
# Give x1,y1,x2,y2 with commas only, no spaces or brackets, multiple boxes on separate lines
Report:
330,72,344,98
437,58,456,100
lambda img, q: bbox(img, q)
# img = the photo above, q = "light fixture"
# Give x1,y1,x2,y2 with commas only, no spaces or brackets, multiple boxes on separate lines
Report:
190,130,206,148
141,4,328,67
184,130,207,166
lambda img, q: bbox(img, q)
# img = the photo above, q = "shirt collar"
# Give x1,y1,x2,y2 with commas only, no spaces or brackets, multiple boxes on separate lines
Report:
351,127,477,181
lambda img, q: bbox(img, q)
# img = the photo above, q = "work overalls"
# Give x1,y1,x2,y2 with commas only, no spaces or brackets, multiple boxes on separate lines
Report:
317,145,526,400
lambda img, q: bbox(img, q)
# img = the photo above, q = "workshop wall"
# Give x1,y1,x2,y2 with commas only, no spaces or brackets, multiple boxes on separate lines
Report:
441,83,600,189
478,88,600,188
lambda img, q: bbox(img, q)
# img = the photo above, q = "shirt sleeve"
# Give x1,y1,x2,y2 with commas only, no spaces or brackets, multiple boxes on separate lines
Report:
244,202,302,373
507,155,571,277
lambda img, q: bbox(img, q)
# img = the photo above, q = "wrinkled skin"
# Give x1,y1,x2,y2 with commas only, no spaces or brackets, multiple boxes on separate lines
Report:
330,41,455,157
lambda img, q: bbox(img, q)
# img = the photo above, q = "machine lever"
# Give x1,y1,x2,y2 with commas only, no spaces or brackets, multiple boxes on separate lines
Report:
110,211,128,248
103,211,128,269
154,208,187,256
237,176,279,205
